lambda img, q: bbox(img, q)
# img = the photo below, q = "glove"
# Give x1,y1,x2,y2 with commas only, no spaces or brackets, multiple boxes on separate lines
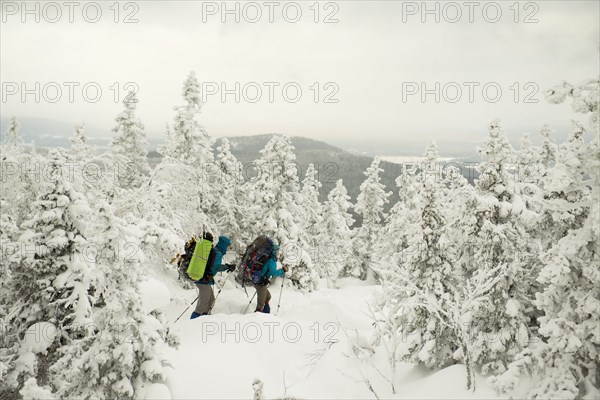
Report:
226,263,236,272
282,265,289,273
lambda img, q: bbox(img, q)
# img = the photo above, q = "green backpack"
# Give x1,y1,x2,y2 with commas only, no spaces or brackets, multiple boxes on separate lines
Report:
177,232,215,281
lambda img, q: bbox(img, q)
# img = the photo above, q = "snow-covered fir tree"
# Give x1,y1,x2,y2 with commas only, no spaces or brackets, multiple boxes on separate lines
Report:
4,116,23,148
538,124,558,170
159,71,213,166
515,133,544,223
300,163,323,238
157,71,215,219
252,135,318,291
3,149,93,394
110,91,150,188
536,121,590,250
452,119,536,375
69,124,92,161
300,163,324,274
212,138,245,246
516,133,540,184
495,77,600,399
392,172,459,368
343,157,390,280
51,201,175,399
320,179,354,287
378,163,421,264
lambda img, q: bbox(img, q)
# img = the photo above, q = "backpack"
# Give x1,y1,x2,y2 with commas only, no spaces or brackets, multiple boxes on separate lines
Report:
240,235,275,285
176,232,216,282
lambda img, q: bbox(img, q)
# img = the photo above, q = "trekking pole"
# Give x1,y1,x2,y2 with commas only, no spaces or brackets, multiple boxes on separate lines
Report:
243,290,257,314
207,269,235,315
275,274,285,316
173,294,200,324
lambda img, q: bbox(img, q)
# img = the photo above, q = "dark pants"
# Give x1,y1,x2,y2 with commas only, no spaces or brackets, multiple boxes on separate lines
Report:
194,284,214,314
254,283,271,312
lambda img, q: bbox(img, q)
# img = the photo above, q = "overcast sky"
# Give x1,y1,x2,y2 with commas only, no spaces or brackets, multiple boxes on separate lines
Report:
1,1,598,155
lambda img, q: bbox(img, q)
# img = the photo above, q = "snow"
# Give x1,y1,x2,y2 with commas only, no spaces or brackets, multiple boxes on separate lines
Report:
164,278,503,399
24,322,57,354
142,383,172,400
505,299,520,318
140,278,171,314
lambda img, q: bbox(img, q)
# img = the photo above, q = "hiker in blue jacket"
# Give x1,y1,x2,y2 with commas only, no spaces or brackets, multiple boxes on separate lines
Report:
254,243,288,313
191,235,235,319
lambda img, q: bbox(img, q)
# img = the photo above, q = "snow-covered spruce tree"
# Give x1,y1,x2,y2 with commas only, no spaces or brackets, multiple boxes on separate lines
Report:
3,149,93,394
0,149,44,230
129,71,215,274
342,157,391,280
69,124,92,161
300,163,323,237
252,135,318,291
538,124,558,171
320,179,354,287
51,201,174,399
495,77,599,399
452,119,537,375
0,199,19,385
110,91,150,189
377,163,420,268
536,121,590,250
299,163,324,274
4,116,23,148
0,199,18,297
212,138,245,246
159,71,214,167
372,144,458,379
154,71,215,233
516,133,541,185
514,133,545,230
392,171,460,369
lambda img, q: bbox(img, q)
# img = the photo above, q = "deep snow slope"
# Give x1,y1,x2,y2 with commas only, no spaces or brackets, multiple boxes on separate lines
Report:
153,270,502,400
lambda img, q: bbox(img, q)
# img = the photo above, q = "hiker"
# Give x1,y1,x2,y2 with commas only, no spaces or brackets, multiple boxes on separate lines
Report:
191,235,236,319
254,243,288,313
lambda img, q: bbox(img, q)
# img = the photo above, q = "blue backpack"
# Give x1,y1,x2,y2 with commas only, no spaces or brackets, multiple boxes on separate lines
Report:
241,235,274,284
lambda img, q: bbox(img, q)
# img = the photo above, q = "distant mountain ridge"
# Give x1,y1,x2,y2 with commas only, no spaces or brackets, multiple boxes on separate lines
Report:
1,117,465,212
223,134,405,209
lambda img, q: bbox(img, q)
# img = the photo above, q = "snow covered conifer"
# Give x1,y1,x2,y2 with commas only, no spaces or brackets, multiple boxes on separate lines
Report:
3,149,93,393
69,124,92,161
51,201,174,399
320,179,354,286
253,136,318,291
395,172,459,368
300,163,323,237
537,121,589,250
452,120,535,374
110,91,150,188
538,124,558,170
160,71,214,166
342,157,391,280
496,77,600,399
377,166,419,272
213,138,245,245
516,133,540,184
157,71,215,217
4,116,22,148
300,163,323,273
